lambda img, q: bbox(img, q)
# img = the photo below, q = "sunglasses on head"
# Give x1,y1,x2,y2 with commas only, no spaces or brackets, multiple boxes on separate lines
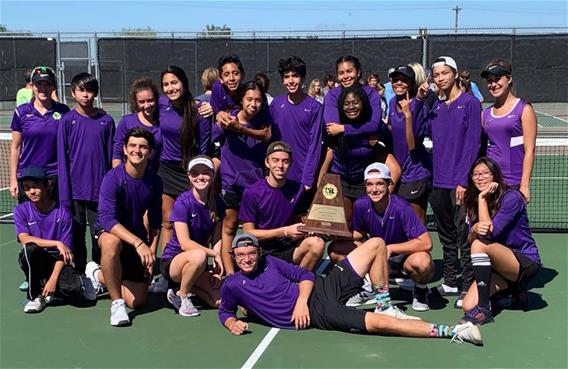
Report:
31,66,55,75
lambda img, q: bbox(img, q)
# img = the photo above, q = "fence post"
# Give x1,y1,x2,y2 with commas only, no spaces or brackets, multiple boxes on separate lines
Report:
420,28,428,68
55,32,65,104
93,32,102,108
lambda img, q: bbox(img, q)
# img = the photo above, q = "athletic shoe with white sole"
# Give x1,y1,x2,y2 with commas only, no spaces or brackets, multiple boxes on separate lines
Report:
81,275,97,301
411,287,430,312
179,294,200,317
345,290,377,307
24,296,46,313
85,261,102,292
454,292,467,309
451,322,484,346
436,283,460,296
374,305,421,320
148,275,168,294
167,288,181,310
110,299,130,327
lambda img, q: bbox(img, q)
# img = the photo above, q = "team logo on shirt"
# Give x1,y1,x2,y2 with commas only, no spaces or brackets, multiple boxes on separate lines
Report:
26,113,34,118
457,105,465,110
71,119,76,125
53,112,62,120
322,184,338,200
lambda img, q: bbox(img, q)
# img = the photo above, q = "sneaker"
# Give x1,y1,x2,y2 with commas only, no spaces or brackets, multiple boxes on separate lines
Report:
81,275,97,301
411,287,430,312
451,322,484,346
19,281,29,291
178,294,200,317
110,299,131,327
24,297,46,313
167,288,181,310
436,283,460,296
45,295,63,305
454,292,467,309
148,275,168,294
461,305,494,325
85,261,103,293
374,305,421,320
346,290,377,307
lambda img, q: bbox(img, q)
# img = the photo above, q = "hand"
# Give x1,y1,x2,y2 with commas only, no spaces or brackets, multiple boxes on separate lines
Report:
473,221,493,236
519,185,530,204
479,182,498,200
386,245,393,259
326,123,344,136
455,185,466,206
230,320,249,336
398,91,411,117
285,223,305,240
56,242,74,265
9,179,18,198
42,277,57,297
136,244,155,271
211,253,224,288
291,301,310,330
224,118,243,132
417,81,430,100
216,111,236,127
198,102,214,118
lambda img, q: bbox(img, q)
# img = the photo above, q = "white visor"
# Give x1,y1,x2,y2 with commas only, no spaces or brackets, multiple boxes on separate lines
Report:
187,157,214,172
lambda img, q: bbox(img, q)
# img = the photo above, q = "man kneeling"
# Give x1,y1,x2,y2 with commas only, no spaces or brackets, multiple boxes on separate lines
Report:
218,233,482,346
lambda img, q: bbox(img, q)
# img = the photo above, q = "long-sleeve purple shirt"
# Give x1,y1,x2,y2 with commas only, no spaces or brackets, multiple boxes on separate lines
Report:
57,109,115,207
323,85,383,137
270,94,324,188
423,92,482,188
14,201,73,252
327,127,377,183
11,101,70,177
219,255,315,329
210,80,239,114
158,95,211,161
388,98,431,183
112,113,163,171
96,164,162,240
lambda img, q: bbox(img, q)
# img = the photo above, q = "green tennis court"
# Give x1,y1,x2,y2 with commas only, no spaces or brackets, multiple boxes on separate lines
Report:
1,224,566,368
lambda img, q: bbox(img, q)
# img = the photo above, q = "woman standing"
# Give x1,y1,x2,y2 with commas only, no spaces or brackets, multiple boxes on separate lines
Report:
481,59,537,203
308,79,324,104
10,66,70,202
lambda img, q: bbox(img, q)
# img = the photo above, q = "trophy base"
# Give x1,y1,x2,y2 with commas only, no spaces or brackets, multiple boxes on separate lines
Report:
299,226,352,240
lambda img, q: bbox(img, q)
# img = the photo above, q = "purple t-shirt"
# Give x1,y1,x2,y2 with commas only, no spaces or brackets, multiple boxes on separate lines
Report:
327,127,378,183
14,201,73,252
388,98,431,183
112,113,163,172
323,85,383,137
157,95,211,162
422,92,482,188
161,190,225,261
219,112,272,194
218,255,315,329
11,101,70,177
482,98,527,186
352,195,428,245
478,189,540,264
270,94,324,188
57,109,115,206
96,164,162,241
239,178,304,230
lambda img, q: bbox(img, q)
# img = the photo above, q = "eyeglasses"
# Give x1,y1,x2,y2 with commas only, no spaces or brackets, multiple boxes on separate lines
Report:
233,251,259,260
471,170,493,179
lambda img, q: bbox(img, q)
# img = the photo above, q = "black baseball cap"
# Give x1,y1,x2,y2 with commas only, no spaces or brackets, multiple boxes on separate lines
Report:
389,65,416,85
266,141,292,158
481,64,511,78
232,233,260,249
21,166,47,181
31,66,56,85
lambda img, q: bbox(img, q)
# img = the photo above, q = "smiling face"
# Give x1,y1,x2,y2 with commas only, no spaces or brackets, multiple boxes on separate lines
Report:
123,136,152,166
241,88,263,117
471,162,494,192
162,72,184,102
282,71,303,95
33,80,55,103
265,151,291,181
365,175,389,203
135,89,157,119
337,61,359,88
432,65,457,92
188,164,213,192
392,75,411,97
220,62,242,92
233,245,260,274
342,92,363,120
485,74,512,99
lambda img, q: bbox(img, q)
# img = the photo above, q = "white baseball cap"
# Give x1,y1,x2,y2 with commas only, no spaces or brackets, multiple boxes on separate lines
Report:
364,163,391,181
187,156,214,172
432,56,458,71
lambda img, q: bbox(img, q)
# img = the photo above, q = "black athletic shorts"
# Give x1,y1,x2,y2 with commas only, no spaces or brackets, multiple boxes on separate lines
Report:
221,190,243,209
388,254,410,279
340,179,366,200
261,238,300,264
397,178,431,210
309,259,367,333
94,231,149,284
512,252,541,290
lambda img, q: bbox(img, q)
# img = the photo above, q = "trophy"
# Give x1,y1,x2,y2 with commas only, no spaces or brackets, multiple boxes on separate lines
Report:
300,173,352,239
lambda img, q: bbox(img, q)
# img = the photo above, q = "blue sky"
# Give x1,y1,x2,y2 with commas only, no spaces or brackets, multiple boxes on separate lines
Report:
1,0,566,33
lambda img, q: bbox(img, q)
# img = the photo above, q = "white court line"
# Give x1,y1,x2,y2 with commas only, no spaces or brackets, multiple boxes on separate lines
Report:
0,132,11,140
0,213,13,219
0,187,8,191
535,110,568,124
0,239,17,248
241,327,280,369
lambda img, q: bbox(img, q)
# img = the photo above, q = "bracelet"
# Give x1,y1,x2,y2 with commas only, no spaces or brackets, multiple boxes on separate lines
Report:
135,241,144,249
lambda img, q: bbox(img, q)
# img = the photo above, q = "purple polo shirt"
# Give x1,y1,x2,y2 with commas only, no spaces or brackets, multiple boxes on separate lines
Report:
112,113,163,171
482,98,527,186
270,94,324,188
219,255,315,329
158,95,212,161
11,101,70,177
57,109,115,207
14,201,73,252
388,98,431,183
423,92,482,188
352,195,428,245
482,189,540,264
161,190,225,261
96,164,162,241
210,80,239,114
239,178,304,230
219,112,272,194
323,85,383,137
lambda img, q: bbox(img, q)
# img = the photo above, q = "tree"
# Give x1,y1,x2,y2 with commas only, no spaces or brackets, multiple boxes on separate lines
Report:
114,27,157,37
0,25,7,32
197,24,232,39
